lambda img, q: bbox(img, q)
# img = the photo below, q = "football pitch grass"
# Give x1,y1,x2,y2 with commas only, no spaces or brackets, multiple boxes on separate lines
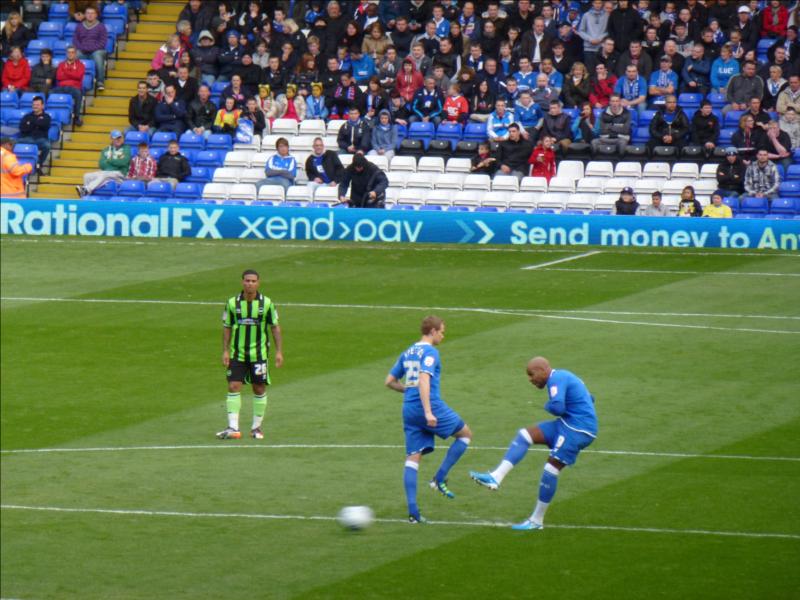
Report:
1,236,799,600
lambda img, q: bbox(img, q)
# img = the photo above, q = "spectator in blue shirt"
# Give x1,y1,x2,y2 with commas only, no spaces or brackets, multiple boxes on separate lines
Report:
350,45,376,85
680,45,711,95
256,137,297,193
614,64,648,114
487,98,517,142
710,44,740,93
512,57,537,92
648,56,679,107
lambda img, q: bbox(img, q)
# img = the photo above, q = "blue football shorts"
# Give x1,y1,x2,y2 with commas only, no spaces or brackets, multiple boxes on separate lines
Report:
537,418,595,466
402,403,465,456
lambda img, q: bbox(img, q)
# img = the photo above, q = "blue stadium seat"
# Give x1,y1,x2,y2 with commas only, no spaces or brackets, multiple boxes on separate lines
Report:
151,131,176,147
435,122,462,148
181,149,197,164
589,209,611,215
722,197,739,213
408,122,435,148
64,22,79,38
173,182,201,199
475,206,499,213
179,131,205,150
18,92,40,108
150,147,166,161
724,110,745,128
48,123,61,142
787,164,800,180
206,134,232,151
793,148,800,164
251,200,274,206
419,205,442,211
562,108,579,120
0,91,18,108
46,108,71,127
25,39,52,58
462,122,487,142
532,208,557,214
13,143,38,161
186,167,212,183
195,150,222,167
52,39,70,58
37,21,64,39
223,199,246,205
446,205,470,212
49,2,71,22
769,198,798,216
125,131,149,147
46,93,74,111
5,110,26,127
739,196,769,215
718,128,735,145
117,180,146,197
632,126,650,144
757,39,774,54
678,93,703,108
707,92,726,108
779,181,800,197
211,81,228,95
146,180,173,198
638,110,658,127
94,181,118,196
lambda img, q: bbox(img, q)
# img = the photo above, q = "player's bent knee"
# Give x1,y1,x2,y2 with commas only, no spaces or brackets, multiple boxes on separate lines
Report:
528,426,546,445
456,424,472,439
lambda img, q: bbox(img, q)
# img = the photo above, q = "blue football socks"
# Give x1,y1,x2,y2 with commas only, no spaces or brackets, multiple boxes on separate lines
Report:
404,460,419,517
434,437,470,483
490,429,533,484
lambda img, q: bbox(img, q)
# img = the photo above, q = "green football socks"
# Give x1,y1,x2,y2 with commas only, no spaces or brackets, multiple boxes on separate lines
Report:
226,392,241,430
252,393,267,429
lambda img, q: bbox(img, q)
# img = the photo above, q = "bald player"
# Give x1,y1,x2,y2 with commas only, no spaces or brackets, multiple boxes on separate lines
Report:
470,357,598,530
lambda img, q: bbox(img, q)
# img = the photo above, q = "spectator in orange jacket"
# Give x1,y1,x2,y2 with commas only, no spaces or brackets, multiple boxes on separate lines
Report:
1,137,33,198
443,83,469,123
1,46,31,93
528,135,557,181
395,57,423,103
50,46,86,126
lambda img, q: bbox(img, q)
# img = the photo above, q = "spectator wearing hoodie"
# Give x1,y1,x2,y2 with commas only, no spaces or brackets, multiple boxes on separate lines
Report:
710,44,740,93
338,153,389,208
576,0,610,70
73,6,108,90
190,30,220,85
350,45,375,85
369,109,398,159
592,94,631,155
716,147,746,196
337,106,372,153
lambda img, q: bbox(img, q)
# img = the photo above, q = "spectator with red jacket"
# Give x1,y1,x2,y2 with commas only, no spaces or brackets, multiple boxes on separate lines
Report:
589,63,618,109
50,46,86,126
395,57,423,104
1,46,30,93
761,0,789,39
528,135,557,181
73,6,108,91
442,83,469,123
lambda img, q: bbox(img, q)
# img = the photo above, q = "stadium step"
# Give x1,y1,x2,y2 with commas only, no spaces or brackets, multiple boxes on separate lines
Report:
51,158,99,170
40,174,85,185
30,183,81,199
65,131,122,144
144,3,185,16
56,149,106,161
128,31,171,42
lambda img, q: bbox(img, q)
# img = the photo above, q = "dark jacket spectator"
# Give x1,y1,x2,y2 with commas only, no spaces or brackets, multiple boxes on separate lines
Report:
233,60,262,96
154,96,188,133
217,39,246,80
262,64,289,97
690,109,721,147
338,153,389,208
305,150,344,184
648,104,690,148
30,58,57,94
597,104,632,139
174,75,199,105
607,5,643,52
190,36,220,78
240,104,267,137
179,1,216,36
19,109,51,139
156,150,191,181
187,96,217,131
337,116,372,153
495,133,534,175
541,112,573,143
716,153,747,194
128,93,157,129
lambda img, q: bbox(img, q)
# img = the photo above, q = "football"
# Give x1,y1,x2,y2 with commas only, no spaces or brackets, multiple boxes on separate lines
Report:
337,505,375,530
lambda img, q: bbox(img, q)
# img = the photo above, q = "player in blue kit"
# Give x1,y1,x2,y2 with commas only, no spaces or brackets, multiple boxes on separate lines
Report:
385,316,473,524
470,356,598,530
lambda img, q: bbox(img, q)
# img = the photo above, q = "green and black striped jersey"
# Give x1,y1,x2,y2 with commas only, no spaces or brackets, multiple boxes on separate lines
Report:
222,292,279,362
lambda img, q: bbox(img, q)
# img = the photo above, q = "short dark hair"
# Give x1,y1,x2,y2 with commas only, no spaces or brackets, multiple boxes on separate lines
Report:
40,48,53,57
508,123,520,131
242,269,260,279
32,96,44,104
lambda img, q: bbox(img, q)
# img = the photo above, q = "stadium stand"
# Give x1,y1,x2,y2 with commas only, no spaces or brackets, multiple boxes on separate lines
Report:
1,0,797,220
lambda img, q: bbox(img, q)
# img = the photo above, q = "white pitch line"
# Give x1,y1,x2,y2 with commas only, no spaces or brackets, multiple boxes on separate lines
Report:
2,443,798,462
1,504,797,540
522,250,603,270
2,296,798,322
540,267,800,277
3,236,799,257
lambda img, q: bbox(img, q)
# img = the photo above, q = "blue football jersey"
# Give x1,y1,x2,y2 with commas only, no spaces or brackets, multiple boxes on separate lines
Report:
389,342,443,407
543,369,598,437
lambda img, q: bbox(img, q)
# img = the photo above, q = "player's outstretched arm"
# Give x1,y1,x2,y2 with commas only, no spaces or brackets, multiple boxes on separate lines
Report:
271,325,284,367
384,374,405,393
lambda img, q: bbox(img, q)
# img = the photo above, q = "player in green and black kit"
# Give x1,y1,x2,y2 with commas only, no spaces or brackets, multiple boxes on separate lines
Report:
217,269,283,440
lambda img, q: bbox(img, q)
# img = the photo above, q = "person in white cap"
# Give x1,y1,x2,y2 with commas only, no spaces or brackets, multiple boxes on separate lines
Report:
76,130,131,197
734,5,759,52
